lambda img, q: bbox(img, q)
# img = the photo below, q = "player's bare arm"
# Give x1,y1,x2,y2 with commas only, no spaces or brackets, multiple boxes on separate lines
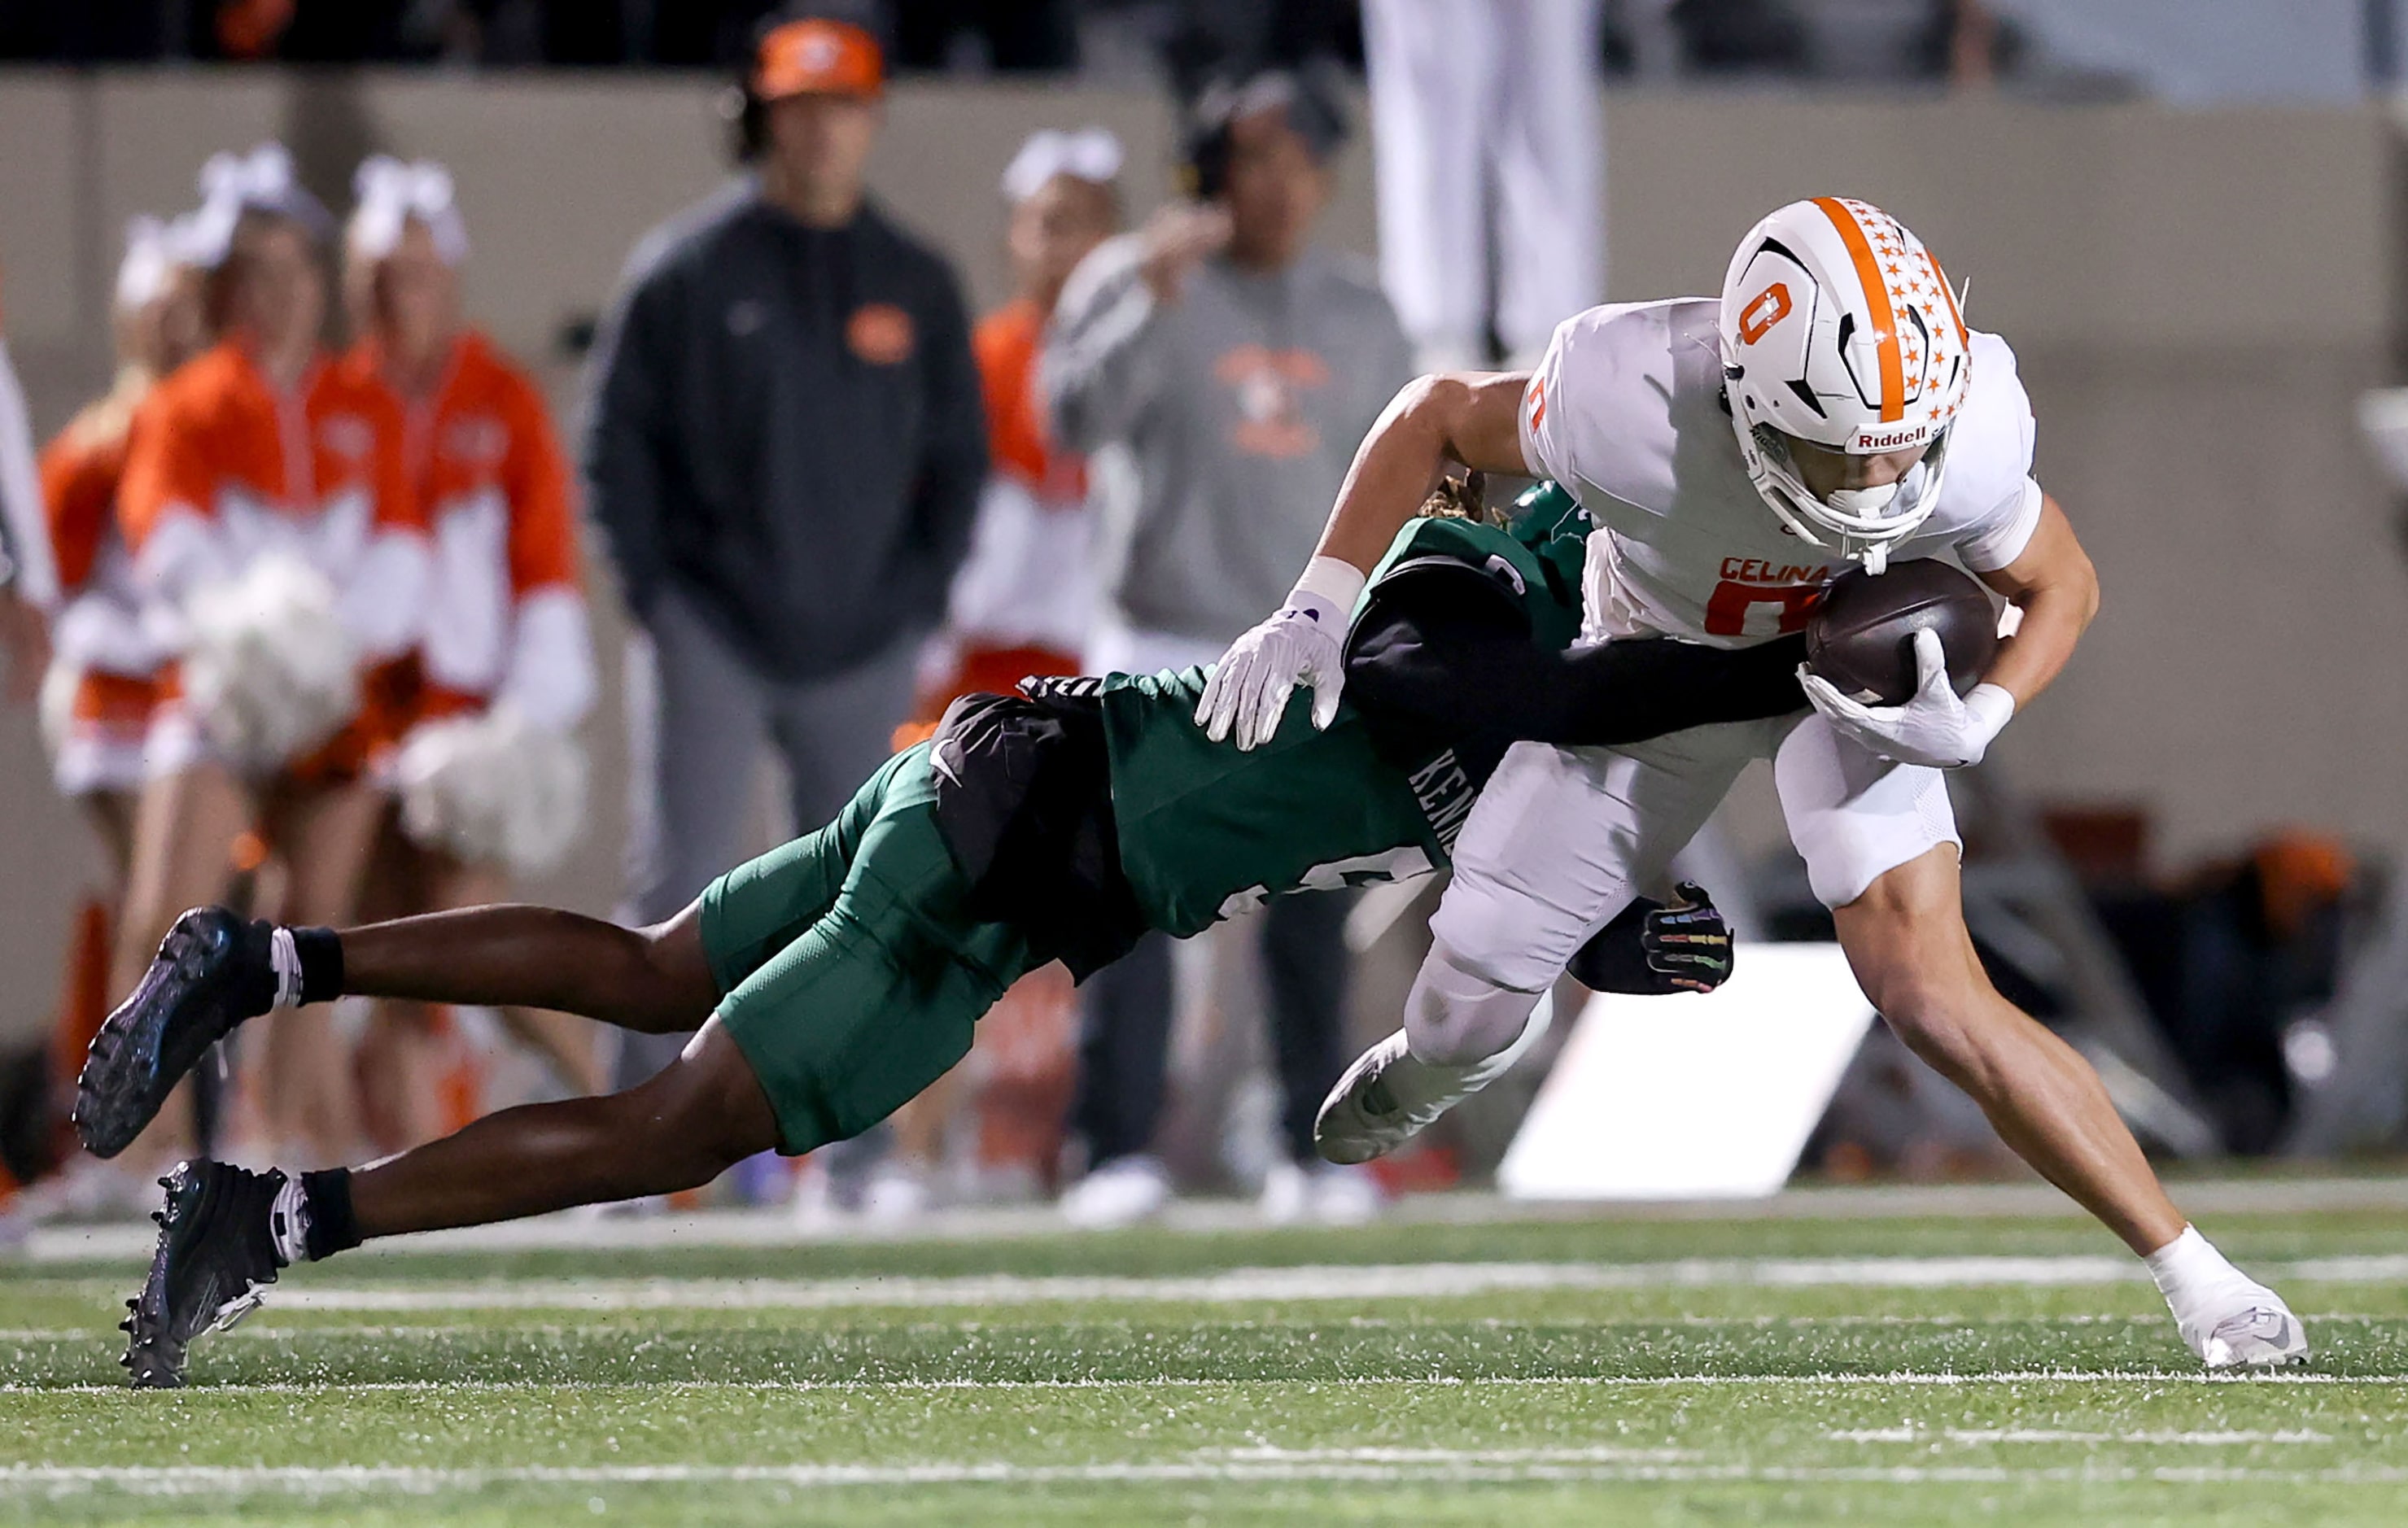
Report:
1195,370,1529,747
1973,495,2098,708
1313,371,1533,574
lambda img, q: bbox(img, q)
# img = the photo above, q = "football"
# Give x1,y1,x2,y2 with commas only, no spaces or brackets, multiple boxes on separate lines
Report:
1805,559,2000,706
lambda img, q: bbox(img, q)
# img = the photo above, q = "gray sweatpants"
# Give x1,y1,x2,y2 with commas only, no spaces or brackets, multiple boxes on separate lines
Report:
616,587,921,1087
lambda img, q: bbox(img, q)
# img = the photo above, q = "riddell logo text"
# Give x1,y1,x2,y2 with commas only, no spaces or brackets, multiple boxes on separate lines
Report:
1854,429,1926,451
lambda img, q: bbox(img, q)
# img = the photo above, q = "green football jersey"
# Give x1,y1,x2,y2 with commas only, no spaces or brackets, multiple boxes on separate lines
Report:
1101,487,1590,938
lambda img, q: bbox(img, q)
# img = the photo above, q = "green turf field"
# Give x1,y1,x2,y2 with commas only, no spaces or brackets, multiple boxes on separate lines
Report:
7,1188,2408,1524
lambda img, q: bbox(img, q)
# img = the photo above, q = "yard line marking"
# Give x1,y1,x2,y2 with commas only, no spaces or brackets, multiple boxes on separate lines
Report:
2283,1255,2408,1281
29,1177,2408,1264
10,1460,2408,1495
6,1312,2395,1347
1826,1428,2334,1445
5,1371,2401,1396
1202,1447,1697,1463
249,1253,2408,1313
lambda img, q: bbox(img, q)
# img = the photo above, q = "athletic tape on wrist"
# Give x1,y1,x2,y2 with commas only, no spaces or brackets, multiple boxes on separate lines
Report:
1291,556,1366,615
1965,683,2017,746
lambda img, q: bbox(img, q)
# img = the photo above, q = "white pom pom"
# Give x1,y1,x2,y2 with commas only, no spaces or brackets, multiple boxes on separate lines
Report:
178,554,361,774
37,660,80,762
394,704,588,875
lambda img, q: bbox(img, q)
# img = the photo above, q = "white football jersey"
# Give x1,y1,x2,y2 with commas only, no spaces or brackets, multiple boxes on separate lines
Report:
1518,299,2043,647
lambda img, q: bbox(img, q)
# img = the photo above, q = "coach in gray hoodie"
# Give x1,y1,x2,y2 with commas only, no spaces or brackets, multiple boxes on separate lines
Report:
1043,71,1413,1227
585,15,984,1089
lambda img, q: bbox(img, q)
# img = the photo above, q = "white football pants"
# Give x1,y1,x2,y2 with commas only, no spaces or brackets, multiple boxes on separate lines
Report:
1362,0,1605,368
1402,714,1962,1060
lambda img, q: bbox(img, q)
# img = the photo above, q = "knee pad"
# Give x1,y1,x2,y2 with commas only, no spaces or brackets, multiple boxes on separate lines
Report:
1404,937,1548,1068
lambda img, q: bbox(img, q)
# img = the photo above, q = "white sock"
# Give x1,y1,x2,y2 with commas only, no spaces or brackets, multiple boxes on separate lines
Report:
267,1174,310,1265
268,928,305,1011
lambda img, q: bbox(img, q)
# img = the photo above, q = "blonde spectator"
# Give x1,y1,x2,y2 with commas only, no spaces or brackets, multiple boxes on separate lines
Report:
111,143,429,1169
336,156,604,1150
29,218,209,1187
41,218,208,874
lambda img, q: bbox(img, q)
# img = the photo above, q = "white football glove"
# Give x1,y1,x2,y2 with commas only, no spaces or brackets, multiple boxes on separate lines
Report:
1798,626,2015,769
1195,557,1365,751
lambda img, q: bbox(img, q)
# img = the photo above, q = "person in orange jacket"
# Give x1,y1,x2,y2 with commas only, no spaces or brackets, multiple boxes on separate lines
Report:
41,217,209,883
334,157,604,1150
25,218,212,1207
111,144,429,1170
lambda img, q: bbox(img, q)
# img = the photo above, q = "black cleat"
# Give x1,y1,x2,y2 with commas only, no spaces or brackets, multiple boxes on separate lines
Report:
121,1160,287,1389
74,907,273,1159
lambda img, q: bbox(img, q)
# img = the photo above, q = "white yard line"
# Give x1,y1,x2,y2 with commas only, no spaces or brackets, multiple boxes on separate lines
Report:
26,1176,2408,1264
7,1458,2408,1494
16,1312,2390,1343
244,1252,2408,1312
6,1371,2401,1395
1826,1427,2334,1445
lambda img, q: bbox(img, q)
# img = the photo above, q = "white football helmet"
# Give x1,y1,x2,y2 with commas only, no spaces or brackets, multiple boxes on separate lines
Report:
1719,198,1971,571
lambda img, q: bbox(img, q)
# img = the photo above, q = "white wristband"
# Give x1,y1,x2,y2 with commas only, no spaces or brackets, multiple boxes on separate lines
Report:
1964,683,2017,749
1291,556,1367,613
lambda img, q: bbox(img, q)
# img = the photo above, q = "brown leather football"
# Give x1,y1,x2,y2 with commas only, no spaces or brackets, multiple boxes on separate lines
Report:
1805,559,1999,706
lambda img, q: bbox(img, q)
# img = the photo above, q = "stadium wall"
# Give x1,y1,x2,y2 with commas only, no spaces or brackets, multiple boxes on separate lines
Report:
0,72,2396,1040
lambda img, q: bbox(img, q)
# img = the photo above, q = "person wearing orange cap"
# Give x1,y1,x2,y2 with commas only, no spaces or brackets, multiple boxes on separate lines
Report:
585,11,985,1099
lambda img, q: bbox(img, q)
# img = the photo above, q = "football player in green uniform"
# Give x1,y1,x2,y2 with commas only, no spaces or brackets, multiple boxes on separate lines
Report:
80,483,1807,1387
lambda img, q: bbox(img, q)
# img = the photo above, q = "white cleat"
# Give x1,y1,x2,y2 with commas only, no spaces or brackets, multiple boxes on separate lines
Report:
1258,1160,1385,1226
1307,1162,1384,1225
1059,1154,1172,1230
1313,1031,1500,1166
1257,1159,1312,1225
857,1163,933,1225
2184,1288,2310,1370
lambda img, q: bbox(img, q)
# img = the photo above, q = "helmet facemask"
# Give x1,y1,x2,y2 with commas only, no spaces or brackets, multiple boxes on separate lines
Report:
1735,421,1952,575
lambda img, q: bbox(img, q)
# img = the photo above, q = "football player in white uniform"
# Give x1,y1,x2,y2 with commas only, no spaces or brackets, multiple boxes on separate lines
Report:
1199,198,2307,1370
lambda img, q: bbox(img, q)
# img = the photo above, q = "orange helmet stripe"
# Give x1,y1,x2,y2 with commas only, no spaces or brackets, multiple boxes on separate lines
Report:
1811,196,1903,423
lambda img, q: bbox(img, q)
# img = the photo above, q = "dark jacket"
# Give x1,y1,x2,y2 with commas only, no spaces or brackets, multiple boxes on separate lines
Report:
583,182,986,681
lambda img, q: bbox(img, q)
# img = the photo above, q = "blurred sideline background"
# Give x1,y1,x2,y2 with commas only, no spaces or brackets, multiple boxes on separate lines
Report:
4,0,2408,1185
